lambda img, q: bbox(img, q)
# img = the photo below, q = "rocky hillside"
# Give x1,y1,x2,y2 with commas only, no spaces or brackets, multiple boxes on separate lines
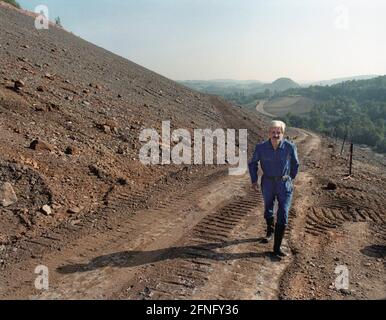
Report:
0,4,266,247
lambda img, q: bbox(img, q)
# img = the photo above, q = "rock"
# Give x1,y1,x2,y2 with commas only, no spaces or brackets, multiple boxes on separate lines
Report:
65,145,79,155
105,119,118,129
41,205,52,216
70,219,81,226
89,165,106,179
339,288,351,295
103,125,111,134
67,206,84,214
117,144,129,155
0,182,17,207
44,73,55,80
52,203,62,210
34,105,46,112
17,57,28,62
82,101,91,106
14,80,25,90
117,178,128,185
29,139,54,152
36,86,44,92
326,182,337,191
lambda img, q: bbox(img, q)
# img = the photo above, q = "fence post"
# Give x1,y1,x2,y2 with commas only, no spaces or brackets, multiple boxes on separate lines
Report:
340,134,347,155
349,142,353,176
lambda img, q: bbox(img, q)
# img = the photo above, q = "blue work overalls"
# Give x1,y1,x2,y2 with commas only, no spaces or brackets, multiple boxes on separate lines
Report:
248,139,300,226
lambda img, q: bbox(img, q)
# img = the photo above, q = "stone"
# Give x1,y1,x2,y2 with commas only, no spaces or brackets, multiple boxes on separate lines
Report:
117,178,128,185
34,105,46,112
67,206,84,214
339,288,351,295
14,80,25,90
41,205,52,216
0,182,17,207
65,145,79,155
44,73,55,80
103,125,111,134
326,182,337,191
105,119,118,129
30,139,54,152
70,219,81,226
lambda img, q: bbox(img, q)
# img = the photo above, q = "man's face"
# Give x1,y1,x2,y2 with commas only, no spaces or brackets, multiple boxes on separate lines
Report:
269,126,284,142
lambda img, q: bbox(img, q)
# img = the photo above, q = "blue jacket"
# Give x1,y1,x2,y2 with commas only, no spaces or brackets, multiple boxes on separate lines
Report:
248,139,300,184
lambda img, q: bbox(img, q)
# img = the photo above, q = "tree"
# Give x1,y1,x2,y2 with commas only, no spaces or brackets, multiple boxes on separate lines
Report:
1,0,21,8
55,16,62,27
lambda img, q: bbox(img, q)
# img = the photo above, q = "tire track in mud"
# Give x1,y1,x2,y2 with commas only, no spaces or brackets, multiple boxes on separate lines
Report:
304,192,386,238
279,130,386,299
122,188,263,300
1,171,252,299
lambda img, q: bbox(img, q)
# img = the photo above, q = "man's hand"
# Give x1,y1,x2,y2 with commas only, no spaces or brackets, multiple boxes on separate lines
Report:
251,183,259,192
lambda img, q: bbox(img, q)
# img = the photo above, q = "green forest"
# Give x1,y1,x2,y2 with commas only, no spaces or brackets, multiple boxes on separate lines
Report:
279,76,386,153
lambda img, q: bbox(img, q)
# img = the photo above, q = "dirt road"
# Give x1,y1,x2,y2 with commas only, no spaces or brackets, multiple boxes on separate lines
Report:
255,100,276,118
0,125,323,300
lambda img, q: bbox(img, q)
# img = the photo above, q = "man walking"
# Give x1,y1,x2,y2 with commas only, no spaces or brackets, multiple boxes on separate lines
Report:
248,120,300,258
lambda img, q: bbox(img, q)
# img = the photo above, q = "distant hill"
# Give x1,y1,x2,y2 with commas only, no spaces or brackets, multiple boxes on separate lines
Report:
304,75,379,87
178,79,264,96
179,77,300,107
179,78,299,95
264,78,300,92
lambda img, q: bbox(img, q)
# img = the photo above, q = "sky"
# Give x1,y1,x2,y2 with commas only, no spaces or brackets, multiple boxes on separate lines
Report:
18,0,386,83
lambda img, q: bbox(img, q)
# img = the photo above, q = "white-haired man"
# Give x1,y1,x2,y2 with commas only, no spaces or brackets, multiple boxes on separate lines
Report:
248,120,300,258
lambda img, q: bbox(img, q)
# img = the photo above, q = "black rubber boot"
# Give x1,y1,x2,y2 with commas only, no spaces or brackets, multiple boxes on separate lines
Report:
262,217,274,243
273,224,287,258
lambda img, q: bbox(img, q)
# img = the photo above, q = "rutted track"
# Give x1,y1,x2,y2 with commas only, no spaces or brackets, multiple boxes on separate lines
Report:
120,186,264,300
1,170,265,299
